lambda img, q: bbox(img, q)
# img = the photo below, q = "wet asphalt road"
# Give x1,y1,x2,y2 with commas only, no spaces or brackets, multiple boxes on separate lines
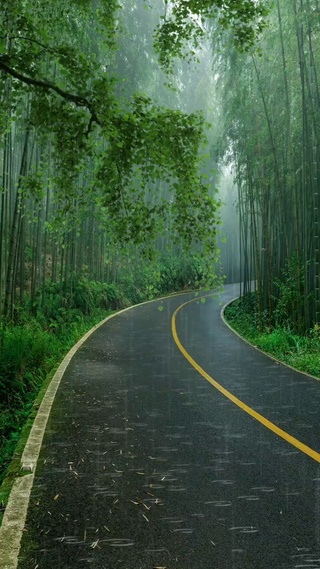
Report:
18,284,320,569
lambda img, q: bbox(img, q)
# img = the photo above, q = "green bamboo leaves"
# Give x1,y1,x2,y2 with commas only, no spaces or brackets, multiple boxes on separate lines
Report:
154,0,270,71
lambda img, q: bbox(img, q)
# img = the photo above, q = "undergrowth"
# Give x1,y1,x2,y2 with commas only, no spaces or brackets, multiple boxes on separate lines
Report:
225,292,320,378
0,309,108,489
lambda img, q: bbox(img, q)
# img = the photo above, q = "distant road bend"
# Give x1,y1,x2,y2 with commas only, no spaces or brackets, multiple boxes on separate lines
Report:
7,284,320,568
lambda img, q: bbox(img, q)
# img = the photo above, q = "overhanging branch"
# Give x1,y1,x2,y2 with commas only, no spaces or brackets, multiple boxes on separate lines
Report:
0,58,100,133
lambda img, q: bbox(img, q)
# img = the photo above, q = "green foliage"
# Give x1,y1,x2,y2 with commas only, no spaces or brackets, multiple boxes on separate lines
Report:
0,309,108,482
256,329,307,358
0,324,60,479
95,94,219,251
225,293,320,378
0,275,123,482
159,254,214,291
215,0,320,333
273,256,309,332
224,293,259,338
34,278,124,320
154,0,270,71
0,0,221,255
116,252,217,304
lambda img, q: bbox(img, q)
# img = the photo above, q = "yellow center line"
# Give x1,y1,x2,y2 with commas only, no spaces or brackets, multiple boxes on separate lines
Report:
171,295,320,463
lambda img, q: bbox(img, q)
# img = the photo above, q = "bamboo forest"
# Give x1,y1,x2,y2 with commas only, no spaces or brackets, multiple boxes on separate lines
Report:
1,1,320,567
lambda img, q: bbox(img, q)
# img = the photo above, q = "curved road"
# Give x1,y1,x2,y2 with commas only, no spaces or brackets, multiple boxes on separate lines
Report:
12,284,320,567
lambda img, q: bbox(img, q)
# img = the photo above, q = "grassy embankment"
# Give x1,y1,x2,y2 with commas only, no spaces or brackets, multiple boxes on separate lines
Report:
224,292,320,378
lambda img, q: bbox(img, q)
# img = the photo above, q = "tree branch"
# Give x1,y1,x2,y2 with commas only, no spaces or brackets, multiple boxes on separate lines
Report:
0,35,62,56
0,58,100,130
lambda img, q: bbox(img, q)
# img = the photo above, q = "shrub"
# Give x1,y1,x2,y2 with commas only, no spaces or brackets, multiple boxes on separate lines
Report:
225,293,320,379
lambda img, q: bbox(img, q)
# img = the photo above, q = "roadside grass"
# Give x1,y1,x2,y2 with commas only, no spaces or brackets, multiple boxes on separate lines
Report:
0,368,55,525
0,309,110,525
224,295,320,379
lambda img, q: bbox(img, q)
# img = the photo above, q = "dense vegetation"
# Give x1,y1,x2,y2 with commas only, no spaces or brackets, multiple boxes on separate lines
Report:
215,0,320,335
225,293,320,378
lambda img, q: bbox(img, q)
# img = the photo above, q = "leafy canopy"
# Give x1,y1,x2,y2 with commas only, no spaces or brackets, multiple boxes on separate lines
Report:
0,0,268,252
155,0,270,70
